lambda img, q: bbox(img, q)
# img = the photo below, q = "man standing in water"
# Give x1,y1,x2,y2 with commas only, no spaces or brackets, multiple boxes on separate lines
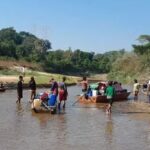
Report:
29,76,36,102
146,81,150,103
81,76,88,94
16,76,23,103
133,79,140,101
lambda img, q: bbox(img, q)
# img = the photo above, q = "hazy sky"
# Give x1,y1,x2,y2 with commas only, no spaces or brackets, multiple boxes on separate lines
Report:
0,0,150,53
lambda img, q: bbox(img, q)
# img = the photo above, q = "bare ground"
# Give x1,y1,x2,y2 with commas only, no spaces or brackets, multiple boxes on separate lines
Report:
0,76,30,84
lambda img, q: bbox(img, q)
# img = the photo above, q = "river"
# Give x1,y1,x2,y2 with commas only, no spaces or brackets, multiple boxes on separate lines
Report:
0,85,150,150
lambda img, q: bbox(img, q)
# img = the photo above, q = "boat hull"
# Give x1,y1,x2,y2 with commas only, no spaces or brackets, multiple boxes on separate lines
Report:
0,88,6,92
96,91,131,103
78,91,131,103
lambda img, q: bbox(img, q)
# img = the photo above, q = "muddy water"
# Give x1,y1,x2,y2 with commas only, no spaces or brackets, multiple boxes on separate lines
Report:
0,86,150,150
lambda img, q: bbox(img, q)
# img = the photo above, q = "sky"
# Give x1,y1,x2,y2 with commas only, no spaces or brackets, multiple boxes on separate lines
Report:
0,0,150,53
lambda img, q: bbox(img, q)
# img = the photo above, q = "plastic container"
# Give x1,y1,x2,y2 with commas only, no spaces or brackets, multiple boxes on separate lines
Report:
88,90,92,96
92,90,97,96
48,94,57,106
33,99,42,108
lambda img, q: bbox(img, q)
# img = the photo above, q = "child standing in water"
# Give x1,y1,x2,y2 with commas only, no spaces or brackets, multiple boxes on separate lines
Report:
16,76,23,103
105,81,115,114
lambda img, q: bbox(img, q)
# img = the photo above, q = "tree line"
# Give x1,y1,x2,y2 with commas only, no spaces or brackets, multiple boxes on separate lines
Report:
0,27,126,75
108,35,150,82
1,27,149,79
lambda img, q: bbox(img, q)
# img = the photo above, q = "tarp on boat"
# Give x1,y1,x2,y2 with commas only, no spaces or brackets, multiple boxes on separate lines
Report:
90,83,99,90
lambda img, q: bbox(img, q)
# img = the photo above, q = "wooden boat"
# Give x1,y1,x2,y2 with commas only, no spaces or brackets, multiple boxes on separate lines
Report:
0,88,6,92
96,91,131,103
77,81,131,103
78,91,131,103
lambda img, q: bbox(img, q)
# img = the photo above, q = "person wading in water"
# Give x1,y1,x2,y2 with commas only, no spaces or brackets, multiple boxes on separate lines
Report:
146,80,150,103
16,76,23,103
133,79,140,101
105,81,116,114
29,76,36,102
50,78,58,96
58,77,68,110
81,76,88,94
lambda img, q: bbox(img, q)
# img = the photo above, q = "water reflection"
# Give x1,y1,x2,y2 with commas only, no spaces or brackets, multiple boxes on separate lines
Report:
55,114,67,141
0,87,150,150
16,103,24,116
31,111,52,128
31,108,67,128
105,114,113,144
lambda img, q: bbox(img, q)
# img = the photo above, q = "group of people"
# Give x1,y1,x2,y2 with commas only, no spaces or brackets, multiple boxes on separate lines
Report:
133,79,150,102
16,75,68,111
49,77,68,110
13,74,150,115
81,77,124,96
80,77,118,114
16,76,36,103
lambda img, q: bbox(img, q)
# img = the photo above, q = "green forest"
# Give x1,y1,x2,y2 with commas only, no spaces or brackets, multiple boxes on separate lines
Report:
0,27,150,82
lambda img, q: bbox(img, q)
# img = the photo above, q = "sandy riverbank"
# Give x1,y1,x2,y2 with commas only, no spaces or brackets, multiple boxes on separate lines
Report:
0,76,77,89
0,76,30,83
0,73,107,88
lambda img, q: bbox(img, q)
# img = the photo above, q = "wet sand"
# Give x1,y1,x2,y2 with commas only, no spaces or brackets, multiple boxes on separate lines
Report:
0,86,150,150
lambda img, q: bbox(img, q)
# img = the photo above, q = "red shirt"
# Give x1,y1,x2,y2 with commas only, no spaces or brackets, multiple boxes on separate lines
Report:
59,89,67,101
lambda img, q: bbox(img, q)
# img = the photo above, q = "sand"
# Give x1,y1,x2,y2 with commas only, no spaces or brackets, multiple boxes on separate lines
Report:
0,76,30,83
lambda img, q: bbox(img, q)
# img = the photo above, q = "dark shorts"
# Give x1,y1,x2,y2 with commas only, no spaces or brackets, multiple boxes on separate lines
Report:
59,94,67,101
31,90,36,95
18,91,23,98
107,98,113,105
82,89,87,93
134,91,139,96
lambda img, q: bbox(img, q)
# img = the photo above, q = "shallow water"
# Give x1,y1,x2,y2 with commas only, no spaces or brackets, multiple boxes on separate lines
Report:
0,86,150,150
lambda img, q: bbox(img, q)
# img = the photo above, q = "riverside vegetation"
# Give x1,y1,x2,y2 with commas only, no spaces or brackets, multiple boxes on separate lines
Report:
0,27,150,83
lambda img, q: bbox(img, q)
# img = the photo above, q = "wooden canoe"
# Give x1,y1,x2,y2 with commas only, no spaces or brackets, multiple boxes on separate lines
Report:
0,88,6,92
78,91,131,103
